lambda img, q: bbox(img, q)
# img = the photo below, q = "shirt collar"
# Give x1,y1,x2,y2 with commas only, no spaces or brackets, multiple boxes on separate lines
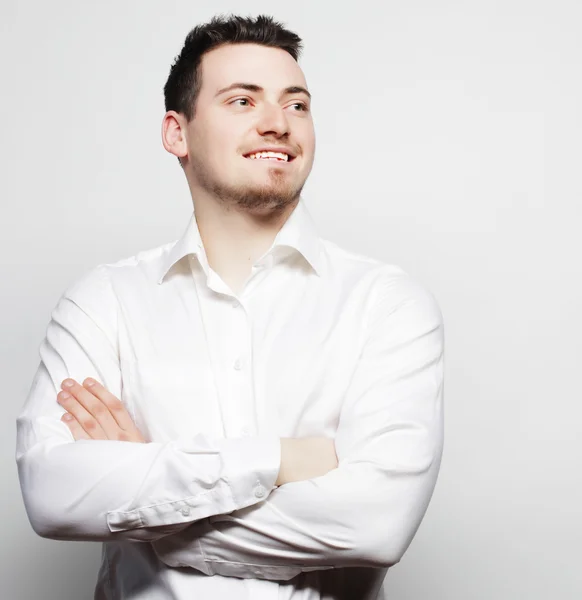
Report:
157,198,323,285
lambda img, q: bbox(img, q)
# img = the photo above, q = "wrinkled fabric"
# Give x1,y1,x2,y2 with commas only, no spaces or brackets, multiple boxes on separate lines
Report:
17,199,444,599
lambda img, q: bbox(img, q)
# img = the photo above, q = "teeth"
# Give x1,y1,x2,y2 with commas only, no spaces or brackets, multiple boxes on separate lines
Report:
248,151,289,161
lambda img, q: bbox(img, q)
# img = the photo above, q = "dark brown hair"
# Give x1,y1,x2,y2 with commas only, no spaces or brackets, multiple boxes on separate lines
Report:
164,14,303,121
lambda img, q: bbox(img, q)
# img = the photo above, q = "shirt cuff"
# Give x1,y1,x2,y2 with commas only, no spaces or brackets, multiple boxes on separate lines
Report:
106,435,281,532
218,434,281,503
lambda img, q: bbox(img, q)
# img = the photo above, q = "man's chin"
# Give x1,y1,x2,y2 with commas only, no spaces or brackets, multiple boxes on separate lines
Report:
225,182,303,211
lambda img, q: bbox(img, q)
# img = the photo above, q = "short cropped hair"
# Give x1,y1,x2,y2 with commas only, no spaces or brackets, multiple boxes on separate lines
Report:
164,14,303,121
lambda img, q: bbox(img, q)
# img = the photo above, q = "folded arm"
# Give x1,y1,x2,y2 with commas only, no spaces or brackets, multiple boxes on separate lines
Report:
16,265,281,544
151,272,445,580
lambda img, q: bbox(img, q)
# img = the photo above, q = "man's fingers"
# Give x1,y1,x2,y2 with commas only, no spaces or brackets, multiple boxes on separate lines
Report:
57,388,107,439
81,378,137,432
57,378,145,443
61,413,91,441
59,379,119,438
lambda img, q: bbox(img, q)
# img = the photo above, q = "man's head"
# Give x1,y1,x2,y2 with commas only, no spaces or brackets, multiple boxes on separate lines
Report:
162,15,315,213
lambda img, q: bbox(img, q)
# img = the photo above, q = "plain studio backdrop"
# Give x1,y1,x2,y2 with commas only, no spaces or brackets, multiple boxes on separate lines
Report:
1,1,581,598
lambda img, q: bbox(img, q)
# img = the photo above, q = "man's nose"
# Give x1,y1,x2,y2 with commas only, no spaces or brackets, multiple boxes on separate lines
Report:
256,103,290,137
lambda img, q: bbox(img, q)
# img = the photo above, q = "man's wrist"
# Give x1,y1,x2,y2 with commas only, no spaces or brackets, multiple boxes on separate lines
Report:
276,437,338,486
276,438,292,486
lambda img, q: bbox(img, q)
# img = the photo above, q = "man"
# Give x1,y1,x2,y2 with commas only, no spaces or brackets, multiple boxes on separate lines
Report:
16,14,444,600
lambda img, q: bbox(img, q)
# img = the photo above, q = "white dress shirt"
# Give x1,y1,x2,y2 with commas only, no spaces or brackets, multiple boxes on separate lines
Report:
16,198,444,600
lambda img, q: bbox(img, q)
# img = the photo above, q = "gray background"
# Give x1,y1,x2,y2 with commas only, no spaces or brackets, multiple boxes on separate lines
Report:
2,0,581,598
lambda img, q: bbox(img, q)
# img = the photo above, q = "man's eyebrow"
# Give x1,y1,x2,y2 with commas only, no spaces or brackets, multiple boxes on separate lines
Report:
214,82,312,100
215,83,262,97
282,86,312,100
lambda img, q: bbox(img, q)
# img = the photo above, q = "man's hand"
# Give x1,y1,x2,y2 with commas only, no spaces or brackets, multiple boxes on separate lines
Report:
57,378,146,443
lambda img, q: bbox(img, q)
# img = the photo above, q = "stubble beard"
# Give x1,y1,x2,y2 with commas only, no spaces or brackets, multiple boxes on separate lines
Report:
191,158,305,213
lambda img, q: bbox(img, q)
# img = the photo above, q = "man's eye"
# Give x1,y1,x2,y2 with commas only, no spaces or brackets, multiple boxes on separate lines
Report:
290,102,309,112
231,98,251,107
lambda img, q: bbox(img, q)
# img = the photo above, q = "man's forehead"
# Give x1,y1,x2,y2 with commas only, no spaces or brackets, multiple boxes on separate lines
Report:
200,44,307,94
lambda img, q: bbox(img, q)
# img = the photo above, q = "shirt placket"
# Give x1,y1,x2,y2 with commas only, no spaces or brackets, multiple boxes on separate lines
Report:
222,296,255,439
193,261,257,441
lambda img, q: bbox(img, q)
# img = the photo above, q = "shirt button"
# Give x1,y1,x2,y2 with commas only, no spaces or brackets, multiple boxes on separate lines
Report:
233,358,243,371
181,507,190,517
241,428,250,437
254,485,266,499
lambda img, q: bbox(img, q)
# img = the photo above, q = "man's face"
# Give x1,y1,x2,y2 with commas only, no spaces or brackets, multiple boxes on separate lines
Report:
183,43,315,212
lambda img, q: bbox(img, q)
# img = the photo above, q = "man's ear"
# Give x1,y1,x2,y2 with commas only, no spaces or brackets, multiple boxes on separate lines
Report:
161,111,188,162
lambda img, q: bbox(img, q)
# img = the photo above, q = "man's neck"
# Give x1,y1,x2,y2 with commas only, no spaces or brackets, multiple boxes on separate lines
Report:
192,195,298,294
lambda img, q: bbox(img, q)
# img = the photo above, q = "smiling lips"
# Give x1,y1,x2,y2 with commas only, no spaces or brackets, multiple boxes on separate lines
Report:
244,150,294,162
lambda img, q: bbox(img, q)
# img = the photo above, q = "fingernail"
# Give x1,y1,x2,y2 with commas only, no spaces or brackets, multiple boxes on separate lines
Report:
85,378,95,387
63,379,74,388
62,413,73,421
59,391,71,400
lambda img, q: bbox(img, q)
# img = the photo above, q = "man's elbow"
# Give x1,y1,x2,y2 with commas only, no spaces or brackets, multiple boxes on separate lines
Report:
18,464,96,541
20,484,88,541
355,525,412,568
18,461,72,539
352,497,433,568
24,498,70,540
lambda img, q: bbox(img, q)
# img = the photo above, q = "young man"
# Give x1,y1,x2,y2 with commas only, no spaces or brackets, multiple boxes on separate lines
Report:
16,15,444,600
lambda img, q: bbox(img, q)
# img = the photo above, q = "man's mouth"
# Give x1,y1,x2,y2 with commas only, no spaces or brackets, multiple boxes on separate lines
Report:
243,151,295,162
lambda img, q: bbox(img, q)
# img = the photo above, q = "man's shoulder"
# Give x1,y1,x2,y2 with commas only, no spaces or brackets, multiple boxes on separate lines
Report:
321,237,441,322
62,237,178,302
104,238,177,275
321,237,412,287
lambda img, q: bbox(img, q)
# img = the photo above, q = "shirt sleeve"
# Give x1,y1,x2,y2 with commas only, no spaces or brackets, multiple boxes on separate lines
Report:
16,265,281,543
150,271,444,580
